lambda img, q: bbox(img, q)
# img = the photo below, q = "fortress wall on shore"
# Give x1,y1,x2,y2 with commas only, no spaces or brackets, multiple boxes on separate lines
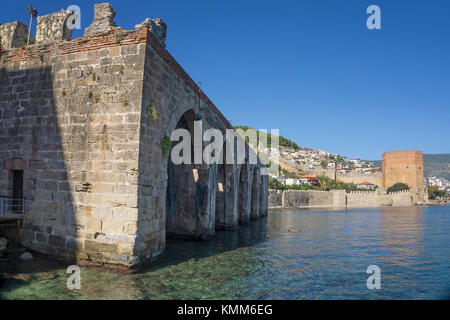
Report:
268,189,283,208
307,168,383,187
283,190,334,208
346,191,379,207
336,172,382,187
269,186,428,209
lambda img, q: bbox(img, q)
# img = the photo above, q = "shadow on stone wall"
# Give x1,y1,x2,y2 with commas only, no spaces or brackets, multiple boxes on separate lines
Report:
0,66,77,266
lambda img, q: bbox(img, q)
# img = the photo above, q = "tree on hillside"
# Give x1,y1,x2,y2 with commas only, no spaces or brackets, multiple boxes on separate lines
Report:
233,125,301,150
427,186,447,200
269,177,284,190
387,183,410,193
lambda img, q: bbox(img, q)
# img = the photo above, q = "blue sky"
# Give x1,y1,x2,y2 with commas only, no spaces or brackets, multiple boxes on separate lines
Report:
2,0,449,159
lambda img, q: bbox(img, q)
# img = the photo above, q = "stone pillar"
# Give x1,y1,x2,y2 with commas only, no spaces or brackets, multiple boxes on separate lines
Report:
251,166,261,219
84,3,118,36
215,164,226,228
224,164,239,229
0,21,28,50
36,9,75,43
238,164,252,223
195,164,217,239
259,173,269,216
167,163,197,238
215,164,239,229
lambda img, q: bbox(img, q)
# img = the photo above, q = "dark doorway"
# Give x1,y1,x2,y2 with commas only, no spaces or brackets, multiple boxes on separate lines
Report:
12,170,23,213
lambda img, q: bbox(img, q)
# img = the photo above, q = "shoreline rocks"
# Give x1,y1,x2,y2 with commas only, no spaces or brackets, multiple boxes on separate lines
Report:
20,251,33,261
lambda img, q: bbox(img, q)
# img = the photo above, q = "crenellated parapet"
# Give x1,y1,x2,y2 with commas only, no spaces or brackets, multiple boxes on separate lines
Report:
347,190,377,195
388,189,411,195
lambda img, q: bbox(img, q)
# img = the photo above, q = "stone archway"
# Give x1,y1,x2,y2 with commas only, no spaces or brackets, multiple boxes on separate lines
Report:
165,110,216,240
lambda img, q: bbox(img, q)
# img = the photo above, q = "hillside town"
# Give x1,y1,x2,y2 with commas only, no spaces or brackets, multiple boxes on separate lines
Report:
267,146,380,188
425,176,450,193
267,145,448,196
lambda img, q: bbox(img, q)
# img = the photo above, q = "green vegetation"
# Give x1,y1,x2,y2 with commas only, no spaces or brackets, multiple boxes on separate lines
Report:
427,186,447,200
269,175,372,192
115,33,125,43
269,177,319,191
269,177,284,190
318,175,371,192
234,125,301,150
162,135,172,159
151,105,158,120
21,34,35,47
280,169,299,179
387,183,410,193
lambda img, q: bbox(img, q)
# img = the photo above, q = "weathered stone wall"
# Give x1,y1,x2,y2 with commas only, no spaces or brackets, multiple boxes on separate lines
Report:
36,9,75,43
135,18,167,47
268,187,428,209
309,168,382,187
346,191,379,207
0,28,148,266
0,21,28,50
382,150,424,188
268,189,282,208
84,3,117,36
336,171,382,187
283,190,334,208
134,29,232,260
0,3,268,267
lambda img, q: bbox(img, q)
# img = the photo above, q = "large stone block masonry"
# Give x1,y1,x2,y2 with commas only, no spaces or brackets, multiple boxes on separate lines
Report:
0,21,27,50
84,3,118,36
0,3,268,268
36,9,75,43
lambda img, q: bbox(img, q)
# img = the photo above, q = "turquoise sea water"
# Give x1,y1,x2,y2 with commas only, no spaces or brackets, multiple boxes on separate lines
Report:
1,205,449,299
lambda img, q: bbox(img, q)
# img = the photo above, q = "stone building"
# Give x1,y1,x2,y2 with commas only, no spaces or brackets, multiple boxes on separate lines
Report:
0,3,268,267
382,150,424,189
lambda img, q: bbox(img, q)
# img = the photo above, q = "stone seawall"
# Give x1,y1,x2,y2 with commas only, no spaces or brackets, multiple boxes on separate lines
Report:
269,187,428,209
283,190,334,208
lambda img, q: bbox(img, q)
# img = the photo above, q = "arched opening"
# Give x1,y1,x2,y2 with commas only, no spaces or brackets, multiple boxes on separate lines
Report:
165,110,215,240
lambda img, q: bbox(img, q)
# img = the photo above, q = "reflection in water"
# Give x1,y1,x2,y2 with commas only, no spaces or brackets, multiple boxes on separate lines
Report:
0,206,449,299
380,207,424,266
